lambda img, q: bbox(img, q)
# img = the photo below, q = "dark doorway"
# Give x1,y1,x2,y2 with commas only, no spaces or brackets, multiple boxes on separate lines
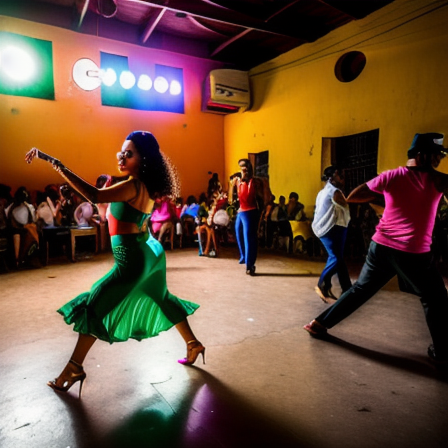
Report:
322,129,380,259
329,129,379,195
249,150,269,178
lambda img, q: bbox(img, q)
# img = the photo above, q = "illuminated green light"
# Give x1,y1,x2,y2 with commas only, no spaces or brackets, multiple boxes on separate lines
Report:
1,45,36,82
0,32,54,100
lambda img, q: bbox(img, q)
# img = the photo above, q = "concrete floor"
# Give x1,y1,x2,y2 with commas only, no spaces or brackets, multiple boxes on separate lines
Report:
1,245,447,448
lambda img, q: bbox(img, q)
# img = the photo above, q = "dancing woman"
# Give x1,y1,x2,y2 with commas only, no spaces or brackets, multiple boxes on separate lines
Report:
25,131,205,397
311,165,352,302
231,158,271,276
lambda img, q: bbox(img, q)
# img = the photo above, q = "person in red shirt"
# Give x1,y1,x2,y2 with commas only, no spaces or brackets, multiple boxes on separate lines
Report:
232,158,271,275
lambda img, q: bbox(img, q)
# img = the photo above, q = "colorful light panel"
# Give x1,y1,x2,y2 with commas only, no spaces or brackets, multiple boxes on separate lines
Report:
0,32,54,100
100,52,184,114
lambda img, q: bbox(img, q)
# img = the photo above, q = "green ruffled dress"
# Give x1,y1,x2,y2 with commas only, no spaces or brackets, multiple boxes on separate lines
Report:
57,200,199,343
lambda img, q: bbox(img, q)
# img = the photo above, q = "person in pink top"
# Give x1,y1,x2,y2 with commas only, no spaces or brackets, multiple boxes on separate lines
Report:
304,133,448,368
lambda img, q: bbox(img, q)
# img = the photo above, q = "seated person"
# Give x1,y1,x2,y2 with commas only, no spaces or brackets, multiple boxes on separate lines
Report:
180,195,200,245
5,186,39,267
150,195,177,245
36,197,55,228
196,197,218,257
259,193,277,248
207,172,222,200
275,193,306,254
74,202,95,227
59,184,77,226
0,184,12,234
287,192,306,221
45,184,63,226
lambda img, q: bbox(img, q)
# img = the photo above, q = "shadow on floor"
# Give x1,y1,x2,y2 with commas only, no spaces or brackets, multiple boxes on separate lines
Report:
53,369,314,448
311,333,448,381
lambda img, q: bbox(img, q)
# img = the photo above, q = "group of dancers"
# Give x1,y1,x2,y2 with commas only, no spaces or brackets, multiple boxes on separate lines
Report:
24,131,448,398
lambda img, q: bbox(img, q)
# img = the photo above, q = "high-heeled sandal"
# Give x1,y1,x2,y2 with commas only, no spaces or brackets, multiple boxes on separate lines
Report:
47,359,86,398
178,339,206,366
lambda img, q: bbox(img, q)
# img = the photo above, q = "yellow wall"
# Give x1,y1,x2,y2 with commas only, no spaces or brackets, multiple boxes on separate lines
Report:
224,0,448,216
0,16,225,199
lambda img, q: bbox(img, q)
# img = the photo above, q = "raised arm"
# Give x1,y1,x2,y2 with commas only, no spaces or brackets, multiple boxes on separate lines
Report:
346,183,383,204
25,147,137,204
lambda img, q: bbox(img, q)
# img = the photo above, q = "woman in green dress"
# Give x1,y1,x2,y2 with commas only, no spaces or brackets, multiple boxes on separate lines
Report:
25,131,204,398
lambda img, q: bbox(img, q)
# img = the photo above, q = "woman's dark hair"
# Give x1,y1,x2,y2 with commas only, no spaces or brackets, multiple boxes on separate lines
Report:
35,190,47,205
0,183,12,202
126,131,180,199
238,158,254,177
13,186,29,204
186,195,197,205
322,165,340,182
45,184,60,203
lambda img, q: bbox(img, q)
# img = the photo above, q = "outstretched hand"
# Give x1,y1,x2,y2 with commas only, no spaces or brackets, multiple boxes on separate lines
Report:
25,147,39,164
25,147,64,170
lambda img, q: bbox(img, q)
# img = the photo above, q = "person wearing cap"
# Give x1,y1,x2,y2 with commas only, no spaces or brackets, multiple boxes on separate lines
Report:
25,131,205,398
304,132,448,368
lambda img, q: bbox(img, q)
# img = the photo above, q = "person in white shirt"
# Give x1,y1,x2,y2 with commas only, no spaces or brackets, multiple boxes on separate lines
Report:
312,166,352,302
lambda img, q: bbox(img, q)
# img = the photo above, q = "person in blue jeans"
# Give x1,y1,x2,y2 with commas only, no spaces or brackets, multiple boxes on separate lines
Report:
232,159,271,276
312,166,352,302
304,133,448,368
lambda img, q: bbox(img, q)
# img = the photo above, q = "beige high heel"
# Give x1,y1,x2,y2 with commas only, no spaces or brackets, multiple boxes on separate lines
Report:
47,359,86,398
178,339,206,366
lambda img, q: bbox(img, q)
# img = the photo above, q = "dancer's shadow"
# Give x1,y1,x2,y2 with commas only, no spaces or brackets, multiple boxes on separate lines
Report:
314,333,448,381
255,272,320,277
56,369,318,448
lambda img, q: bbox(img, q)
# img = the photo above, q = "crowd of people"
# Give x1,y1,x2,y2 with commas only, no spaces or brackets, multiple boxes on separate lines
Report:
0,181,92,269
0,160,386,273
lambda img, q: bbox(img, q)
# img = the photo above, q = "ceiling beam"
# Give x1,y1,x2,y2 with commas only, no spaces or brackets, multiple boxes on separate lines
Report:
210,28,252,57
74,0,90,28
126,0,310,41
140,7,167,43
187,15,227,37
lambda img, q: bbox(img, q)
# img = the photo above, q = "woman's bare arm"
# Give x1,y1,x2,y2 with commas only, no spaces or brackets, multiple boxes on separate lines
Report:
25,147,138,204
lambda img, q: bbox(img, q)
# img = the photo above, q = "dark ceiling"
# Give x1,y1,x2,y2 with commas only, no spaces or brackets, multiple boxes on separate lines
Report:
1,0,395,70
